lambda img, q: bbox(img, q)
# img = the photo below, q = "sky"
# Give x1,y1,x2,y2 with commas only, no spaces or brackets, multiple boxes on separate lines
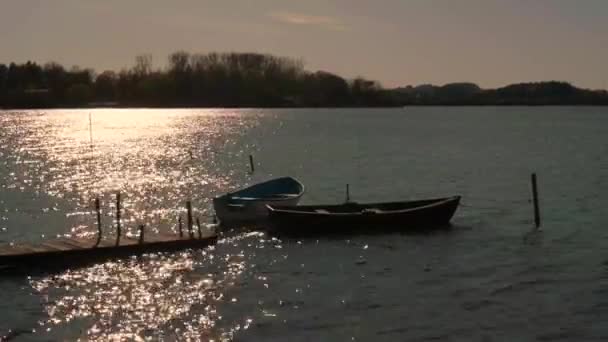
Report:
1,0,607,89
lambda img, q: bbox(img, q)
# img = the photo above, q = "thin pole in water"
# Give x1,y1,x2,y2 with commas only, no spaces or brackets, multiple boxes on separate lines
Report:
531,173,541,228
186,201,194,239
346,184,350,203
249,154,255,173
138,224,145,244
196,217,202,239
178,216,183,238
95,197,102,245
115,192,121,246
89,112,93,148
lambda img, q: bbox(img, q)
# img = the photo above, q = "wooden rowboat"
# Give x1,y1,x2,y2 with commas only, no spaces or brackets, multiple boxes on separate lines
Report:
213,177,305,227
266,196,460,236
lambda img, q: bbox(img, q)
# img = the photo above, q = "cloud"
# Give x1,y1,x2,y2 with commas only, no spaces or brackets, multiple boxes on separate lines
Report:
269,11,348,31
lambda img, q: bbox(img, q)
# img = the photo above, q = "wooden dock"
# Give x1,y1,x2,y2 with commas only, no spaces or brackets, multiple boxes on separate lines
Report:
0,231,217,273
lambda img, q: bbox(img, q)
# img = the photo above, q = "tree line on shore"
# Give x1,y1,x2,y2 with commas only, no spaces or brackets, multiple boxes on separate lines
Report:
1,51,607,108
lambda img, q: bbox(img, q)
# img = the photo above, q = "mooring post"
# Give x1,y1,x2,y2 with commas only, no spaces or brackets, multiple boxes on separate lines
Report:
115,192,121,246
89,112,94,148
196,217,203,239
138,224,145,244
95,197,102,245
249,154,255,173
178,216,183,238
531,173,541,228
186,201,194,239
346,184,350,203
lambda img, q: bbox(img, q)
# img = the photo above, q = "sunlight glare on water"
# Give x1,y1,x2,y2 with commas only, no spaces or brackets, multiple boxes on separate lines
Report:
29,243,258,341
0,109,261,240
0,109,267,340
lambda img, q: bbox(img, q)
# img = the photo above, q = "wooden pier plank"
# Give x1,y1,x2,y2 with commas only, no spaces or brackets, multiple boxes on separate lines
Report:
0,230,218,272
39,242,70,251
23,244,57,253
0,246,32,256
58,238,94,248
43,240,84,251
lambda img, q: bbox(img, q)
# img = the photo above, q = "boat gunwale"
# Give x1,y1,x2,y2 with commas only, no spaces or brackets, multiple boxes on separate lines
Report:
266,196,460,216
214,177,305,203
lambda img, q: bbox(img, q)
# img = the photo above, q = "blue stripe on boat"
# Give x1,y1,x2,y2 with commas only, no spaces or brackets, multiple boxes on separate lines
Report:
229,177,304,200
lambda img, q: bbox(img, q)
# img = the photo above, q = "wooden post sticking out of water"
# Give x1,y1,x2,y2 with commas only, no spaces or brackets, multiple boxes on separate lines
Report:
89,112,93,148
196,217,202,239
531,173,541,229
249,154,255,173
95,197,102,245
115,192,121,246
138,224,145,244
186,201,194,239
346,184,350,203
178,216,183,238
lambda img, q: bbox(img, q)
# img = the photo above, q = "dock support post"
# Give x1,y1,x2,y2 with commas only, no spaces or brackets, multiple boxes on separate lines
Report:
178,216,183,238
249,154,255,173
138,224,145,244
531,173,541,228
115,192,121,246
186,201,194,239
95,197,102,246
196,217,202,239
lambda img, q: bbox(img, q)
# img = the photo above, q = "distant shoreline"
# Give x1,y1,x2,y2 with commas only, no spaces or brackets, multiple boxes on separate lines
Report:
3,52,608,109
3,104,608,110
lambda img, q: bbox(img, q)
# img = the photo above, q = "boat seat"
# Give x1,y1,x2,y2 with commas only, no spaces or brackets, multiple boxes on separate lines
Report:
274,194,299,198
227,203,245,211
362,208,383,214
230,197,256,201
315,209,330,214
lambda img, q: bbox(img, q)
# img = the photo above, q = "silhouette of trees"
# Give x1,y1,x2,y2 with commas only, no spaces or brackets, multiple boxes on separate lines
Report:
94,71,118,102
134,54,153,77
392,81,608,105
1,52,608,108
301,71,350,106
0,64,7,105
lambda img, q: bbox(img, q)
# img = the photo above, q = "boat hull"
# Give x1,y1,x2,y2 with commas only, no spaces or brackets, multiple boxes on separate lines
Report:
213,195,302,227
266,196,460,236
213,177,305,228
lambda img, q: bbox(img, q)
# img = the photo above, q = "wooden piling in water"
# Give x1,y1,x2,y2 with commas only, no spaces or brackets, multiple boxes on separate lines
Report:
178,216,183,238
346,184,350,203
95,197,102,245
531,173,541,228
138,224,145,244
89,112,93,148
115,192,121,246
196,217,202,239
186,201,194,239
249,154,255,173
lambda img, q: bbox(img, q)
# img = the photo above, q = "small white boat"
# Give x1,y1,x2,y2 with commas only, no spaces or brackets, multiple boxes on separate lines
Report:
213,177,304,227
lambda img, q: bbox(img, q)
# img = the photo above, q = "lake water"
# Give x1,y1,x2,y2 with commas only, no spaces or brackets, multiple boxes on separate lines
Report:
0,107,607,341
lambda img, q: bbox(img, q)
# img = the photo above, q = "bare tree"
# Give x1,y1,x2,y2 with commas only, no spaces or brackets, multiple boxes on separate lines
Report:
134,54,153,76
